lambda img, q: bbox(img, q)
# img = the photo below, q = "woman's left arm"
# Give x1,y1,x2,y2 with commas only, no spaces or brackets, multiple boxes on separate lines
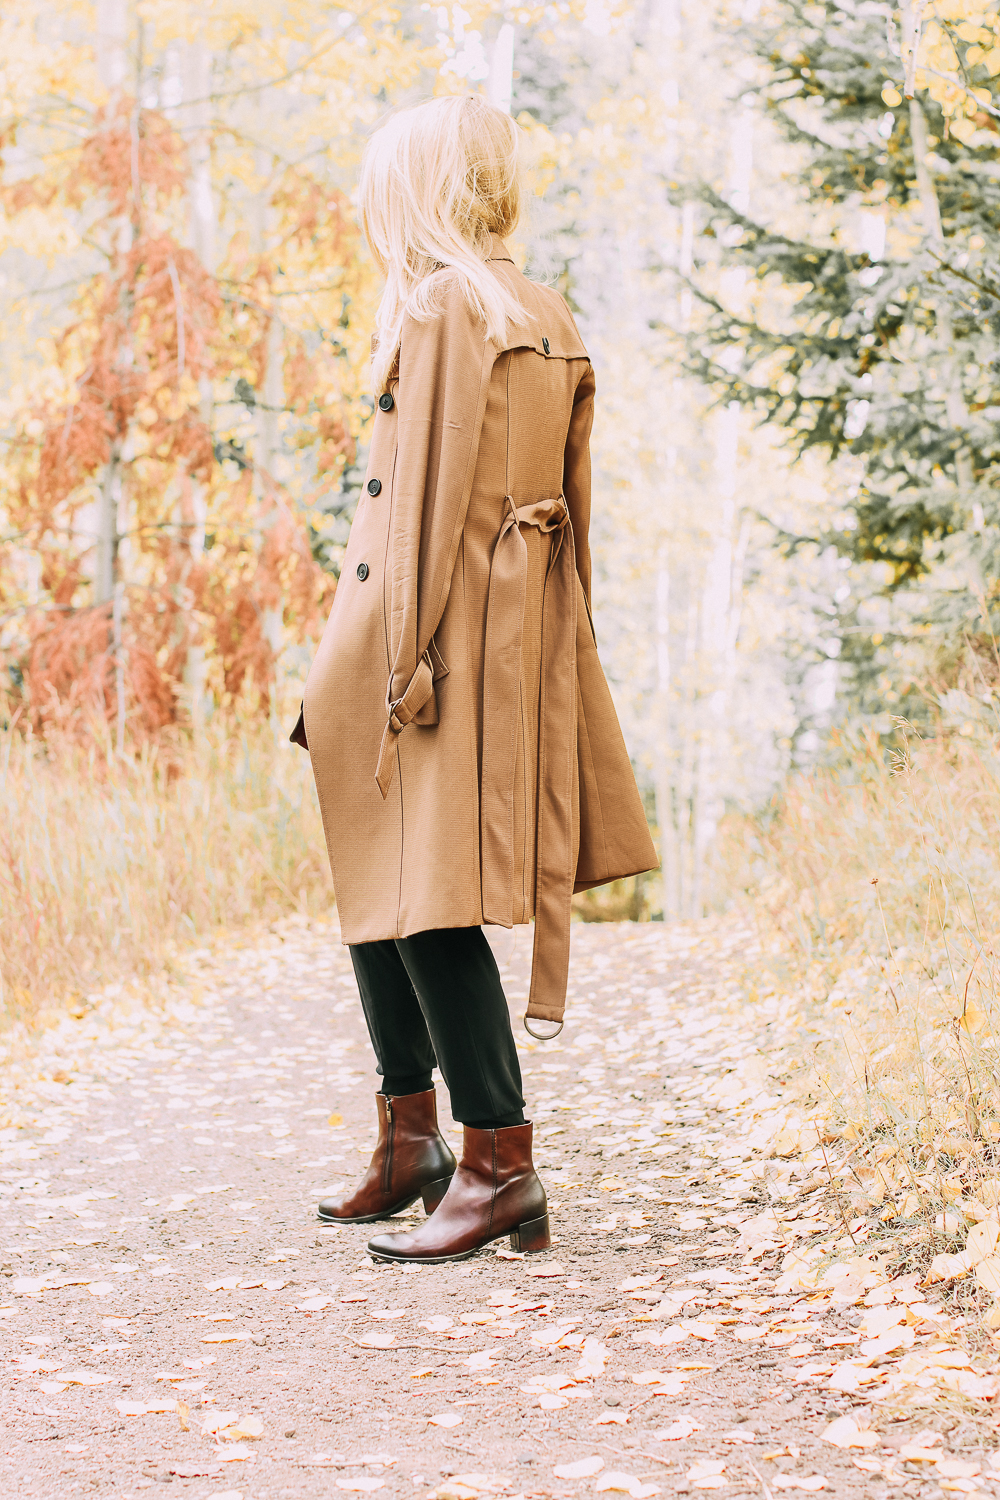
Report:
563,360,596,609
375,275,498,797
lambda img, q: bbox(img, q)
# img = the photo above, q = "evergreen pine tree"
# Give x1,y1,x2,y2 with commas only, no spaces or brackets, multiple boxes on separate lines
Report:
678,0,1000,715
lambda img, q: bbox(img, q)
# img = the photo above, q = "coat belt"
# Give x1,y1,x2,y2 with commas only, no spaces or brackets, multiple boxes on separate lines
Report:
481,495,578,1032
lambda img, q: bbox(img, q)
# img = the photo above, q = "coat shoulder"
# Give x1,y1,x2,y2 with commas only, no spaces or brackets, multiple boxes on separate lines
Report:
399,268,487,343
396,271,495,387
498,268,589,362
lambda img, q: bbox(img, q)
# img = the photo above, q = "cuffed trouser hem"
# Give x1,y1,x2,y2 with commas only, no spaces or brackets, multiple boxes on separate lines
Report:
467,1111,527,1130
380,1072,435,1097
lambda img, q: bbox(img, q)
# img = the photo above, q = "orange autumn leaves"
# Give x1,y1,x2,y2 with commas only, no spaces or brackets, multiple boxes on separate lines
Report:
3,87,354,741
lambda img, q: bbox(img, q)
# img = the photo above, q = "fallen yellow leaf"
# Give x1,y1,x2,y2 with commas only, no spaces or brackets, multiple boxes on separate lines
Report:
61,1370,116,1386
554,1457,604,1479
820,1416,878,1450
654,1417,701,1442
975,1256,1000,1294
966,1220,1000,1267
686,1460,727,1491
225,1414,264,1439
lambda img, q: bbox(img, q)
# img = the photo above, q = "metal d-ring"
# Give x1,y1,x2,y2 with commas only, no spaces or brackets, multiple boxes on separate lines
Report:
523,1015,564,1041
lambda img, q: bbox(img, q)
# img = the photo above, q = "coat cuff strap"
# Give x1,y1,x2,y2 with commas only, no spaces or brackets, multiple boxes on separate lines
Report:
374,653,437,799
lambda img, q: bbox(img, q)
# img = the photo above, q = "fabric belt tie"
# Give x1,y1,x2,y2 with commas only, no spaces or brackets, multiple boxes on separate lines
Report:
481,495,578,1033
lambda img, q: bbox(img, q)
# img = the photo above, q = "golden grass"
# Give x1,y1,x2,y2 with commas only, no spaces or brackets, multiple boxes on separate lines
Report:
723,723,1000,1297
0,709,331,1030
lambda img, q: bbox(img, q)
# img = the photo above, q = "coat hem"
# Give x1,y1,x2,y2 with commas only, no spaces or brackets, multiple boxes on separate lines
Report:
337,912,491,947
573,858,659,894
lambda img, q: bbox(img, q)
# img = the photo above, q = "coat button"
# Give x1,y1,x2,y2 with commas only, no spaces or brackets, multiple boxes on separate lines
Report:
356,562,369,582
367,478,382,496
542,336,550,354
378,392,394,412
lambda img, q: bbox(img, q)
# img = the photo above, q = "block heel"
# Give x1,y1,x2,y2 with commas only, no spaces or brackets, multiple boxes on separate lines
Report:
509,1212,550,1253
421,1175,453,1214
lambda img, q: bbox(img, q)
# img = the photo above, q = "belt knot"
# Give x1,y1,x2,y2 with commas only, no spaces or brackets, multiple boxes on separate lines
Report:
506,495,570,534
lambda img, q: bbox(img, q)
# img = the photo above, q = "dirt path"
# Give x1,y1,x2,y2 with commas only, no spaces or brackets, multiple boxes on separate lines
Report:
1,920,995,1500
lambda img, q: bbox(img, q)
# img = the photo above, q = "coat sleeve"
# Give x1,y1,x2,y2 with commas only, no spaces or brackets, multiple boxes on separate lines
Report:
374,275,497,798
563,361,596,609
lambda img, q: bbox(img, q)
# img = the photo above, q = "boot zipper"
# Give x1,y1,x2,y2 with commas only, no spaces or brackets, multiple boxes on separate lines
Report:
486,1129,497,1236
382,1096,393,1196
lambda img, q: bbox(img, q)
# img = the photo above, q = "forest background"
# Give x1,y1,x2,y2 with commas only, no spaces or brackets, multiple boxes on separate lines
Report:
6,0,1000,1179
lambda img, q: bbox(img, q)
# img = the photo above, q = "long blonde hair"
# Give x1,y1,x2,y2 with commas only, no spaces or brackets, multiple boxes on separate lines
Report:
360,95,525,394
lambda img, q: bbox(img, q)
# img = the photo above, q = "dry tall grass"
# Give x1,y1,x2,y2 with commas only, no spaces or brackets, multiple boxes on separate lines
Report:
725,716,1000,1297
0,710,331,1029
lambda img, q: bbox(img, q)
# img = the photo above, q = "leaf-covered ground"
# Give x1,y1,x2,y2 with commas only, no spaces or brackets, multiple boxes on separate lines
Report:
1,920,998,1499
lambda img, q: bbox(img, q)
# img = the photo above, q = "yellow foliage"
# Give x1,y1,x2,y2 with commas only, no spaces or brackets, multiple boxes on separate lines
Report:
907,2,1000,124
721,719,1000,1297
0,706,331,1029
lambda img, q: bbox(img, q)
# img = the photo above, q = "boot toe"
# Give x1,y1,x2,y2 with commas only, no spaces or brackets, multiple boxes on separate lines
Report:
318,1195,356,1220
367,1230,410,1258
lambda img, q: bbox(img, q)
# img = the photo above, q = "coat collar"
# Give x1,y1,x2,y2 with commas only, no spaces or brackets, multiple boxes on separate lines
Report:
487,235,514,263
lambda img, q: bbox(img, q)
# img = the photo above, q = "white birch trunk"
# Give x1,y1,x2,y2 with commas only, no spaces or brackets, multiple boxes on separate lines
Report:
96,0,127,92
258,315,285,664
179,39,216,726
909,97,974,495
676,595,699,914
95,0,129,608
687,95,754,913
691,401,739,914
654,542,680,919
487,24,514,114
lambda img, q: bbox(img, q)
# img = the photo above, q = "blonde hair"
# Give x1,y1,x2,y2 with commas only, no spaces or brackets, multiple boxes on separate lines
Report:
360,95,525,394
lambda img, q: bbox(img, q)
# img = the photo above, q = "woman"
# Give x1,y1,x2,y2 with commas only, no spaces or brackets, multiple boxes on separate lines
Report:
293,95,656,1264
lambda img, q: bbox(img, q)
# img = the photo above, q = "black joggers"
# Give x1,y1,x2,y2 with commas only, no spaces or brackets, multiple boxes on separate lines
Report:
349,927,526,1130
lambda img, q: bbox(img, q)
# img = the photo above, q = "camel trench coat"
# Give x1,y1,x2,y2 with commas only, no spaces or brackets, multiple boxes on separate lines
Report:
301,237,657,1025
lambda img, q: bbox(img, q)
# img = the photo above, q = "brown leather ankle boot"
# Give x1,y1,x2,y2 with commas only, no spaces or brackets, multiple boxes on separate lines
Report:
365,1121,549,1263
317,1089,456,1224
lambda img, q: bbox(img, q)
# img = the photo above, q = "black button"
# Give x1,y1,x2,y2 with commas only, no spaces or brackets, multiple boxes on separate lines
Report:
542,336,550,354
378,392,394,412
356,562,369,582
367,478,382,496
